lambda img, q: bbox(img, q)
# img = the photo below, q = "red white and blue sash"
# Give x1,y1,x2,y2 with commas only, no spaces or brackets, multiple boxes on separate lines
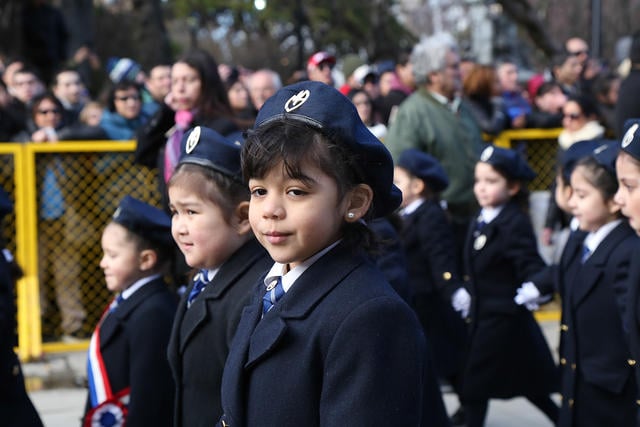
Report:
85,299,130,427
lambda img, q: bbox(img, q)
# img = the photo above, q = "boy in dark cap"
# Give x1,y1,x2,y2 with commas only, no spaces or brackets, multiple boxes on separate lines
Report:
83,196,177,427
217,80,449,426
166,126,271,426
0,188,43,427
394,148,469,424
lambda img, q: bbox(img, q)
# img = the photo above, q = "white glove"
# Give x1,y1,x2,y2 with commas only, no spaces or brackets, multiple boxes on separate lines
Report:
514,282,551,311
451,288,471,318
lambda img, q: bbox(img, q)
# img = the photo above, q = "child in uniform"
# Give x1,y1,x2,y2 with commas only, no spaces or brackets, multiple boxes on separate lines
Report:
83,196,177,427
217,81,444,426
394,148,469,422
166,126,271,426
0,188,43,427
461,146,559,427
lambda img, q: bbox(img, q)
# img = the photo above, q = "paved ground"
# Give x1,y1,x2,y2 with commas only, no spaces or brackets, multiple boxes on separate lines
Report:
26,320,560,427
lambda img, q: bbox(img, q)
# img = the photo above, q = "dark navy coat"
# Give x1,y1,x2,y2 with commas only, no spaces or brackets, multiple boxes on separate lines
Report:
555,221,638,427
399,199,467,379
217,243,446,427
82,279,177,427
167,239,271,427
0,251,43,427
626,243,640,405
462,201,558,400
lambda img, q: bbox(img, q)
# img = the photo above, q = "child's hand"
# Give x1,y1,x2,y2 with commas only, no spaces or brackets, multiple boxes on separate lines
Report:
514,282,551,310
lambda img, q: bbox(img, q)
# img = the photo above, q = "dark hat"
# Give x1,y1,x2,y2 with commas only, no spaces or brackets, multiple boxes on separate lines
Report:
254,80,401,217
620,119,640,161
559,139,603,182
479,145,536,181
397,149,449,193
307,51,336,67
106,57,142,84
177,126,244,182
0,187,13,219
112,196,171,245
590,140,619,177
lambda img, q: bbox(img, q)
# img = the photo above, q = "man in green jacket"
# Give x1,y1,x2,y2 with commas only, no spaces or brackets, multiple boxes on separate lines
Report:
386,33,485,249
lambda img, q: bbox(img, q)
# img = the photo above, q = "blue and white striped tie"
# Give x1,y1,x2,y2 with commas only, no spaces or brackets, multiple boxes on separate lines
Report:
262,277,285,314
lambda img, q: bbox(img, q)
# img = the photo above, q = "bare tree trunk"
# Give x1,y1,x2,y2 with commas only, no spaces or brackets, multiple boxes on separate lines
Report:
0,0,23,60
130,0,172,71
495,0,562,58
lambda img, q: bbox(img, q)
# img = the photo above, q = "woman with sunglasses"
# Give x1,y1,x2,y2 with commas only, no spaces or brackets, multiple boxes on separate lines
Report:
100,81,150,140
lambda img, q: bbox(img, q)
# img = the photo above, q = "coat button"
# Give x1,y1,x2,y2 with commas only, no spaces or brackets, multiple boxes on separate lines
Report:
571,363,576,370
443,272,452,280
560,358,566,365
569,399,574,408
628,359,637,366
560,324,569,331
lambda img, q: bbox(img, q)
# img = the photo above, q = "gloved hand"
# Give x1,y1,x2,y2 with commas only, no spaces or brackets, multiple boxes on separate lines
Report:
451,287,471,318
514,282,551,311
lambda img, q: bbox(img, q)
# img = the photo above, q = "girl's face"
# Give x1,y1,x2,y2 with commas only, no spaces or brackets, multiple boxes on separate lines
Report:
227,81,249,111
562,100,588,133
169,185,248,269
248,161,350,270
352,92,372,125
83,105,103,127
473,162,516,208
113,88,141,120
568,165,619,232
34,98,62,128
171,62,202,111
394,166,421,208
100,223,147,293
615,152,640,234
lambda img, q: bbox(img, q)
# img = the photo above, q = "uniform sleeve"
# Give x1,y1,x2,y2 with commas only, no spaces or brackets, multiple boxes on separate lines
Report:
507,213,547,284
320,297,428,426
126,303,175,427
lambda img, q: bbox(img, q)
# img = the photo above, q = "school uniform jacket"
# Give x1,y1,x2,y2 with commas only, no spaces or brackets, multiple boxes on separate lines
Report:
82,279,177,427
462,201,558,400
556,221,638,427
216,242,444,427
400,199,467,379
167,239,271,427
626,243,640,396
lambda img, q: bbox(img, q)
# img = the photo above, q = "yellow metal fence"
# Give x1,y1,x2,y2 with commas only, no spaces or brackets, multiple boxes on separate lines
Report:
9,130,562,360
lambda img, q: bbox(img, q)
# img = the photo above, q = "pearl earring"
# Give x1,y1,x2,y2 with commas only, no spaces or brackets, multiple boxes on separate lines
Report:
347,212,355,219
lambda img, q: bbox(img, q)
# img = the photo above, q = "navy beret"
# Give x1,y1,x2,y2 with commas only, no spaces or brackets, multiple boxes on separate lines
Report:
178,126,244,182
590,140,619,177
254,80,401,218
620,119,640,161
0,187,13,219
397,148,449,193
112,196,172,245
479,145,536,181
559,139,603,182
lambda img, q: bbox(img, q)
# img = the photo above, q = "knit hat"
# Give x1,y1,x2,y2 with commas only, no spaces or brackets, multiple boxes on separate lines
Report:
107,57,142,84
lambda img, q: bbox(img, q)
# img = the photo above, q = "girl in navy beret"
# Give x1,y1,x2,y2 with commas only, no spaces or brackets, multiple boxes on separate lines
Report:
217,81,447,426
460,146,559,427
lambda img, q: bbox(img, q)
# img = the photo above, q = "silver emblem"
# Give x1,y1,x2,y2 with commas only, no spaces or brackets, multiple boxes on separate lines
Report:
474,234,487,251
593,144,608,154
113,207,121,219
284,90,310,112
186,126,201,154
622,123,639,148
480,146,494,162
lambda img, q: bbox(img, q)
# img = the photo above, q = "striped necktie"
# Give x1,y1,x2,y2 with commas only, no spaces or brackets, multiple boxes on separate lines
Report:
187,270,210,308
262,277,285,314
581,244,591,264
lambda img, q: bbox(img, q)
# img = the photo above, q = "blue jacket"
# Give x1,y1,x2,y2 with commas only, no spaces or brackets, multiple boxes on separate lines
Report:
100,109,149,140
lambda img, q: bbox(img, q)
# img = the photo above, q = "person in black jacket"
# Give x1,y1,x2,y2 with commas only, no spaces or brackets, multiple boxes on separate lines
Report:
0,188,43,427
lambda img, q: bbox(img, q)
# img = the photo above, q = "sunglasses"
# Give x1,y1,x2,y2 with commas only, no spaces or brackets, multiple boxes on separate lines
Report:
318,62,335,71
563,112,582,120
568,50,589,56
115,95,141,102
37,109,61,115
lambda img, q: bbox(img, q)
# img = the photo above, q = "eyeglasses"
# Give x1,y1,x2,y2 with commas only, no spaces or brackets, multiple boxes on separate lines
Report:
115,95,141,102
568,50,589,57
37,109,61,115
318,62,335,71
563,112,582,120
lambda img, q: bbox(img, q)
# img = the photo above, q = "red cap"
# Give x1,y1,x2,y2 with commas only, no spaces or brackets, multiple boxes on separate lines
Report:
307,51,336,67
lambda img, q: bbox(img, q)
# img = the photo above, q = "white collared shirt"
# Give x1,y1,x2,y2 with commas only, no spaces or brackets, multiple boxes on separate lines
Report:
196,267,220,283
478,205,504,225
429,90,460,113
400,198,425,216
583,219,623,257
120,273,163,301
263,240,341,293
